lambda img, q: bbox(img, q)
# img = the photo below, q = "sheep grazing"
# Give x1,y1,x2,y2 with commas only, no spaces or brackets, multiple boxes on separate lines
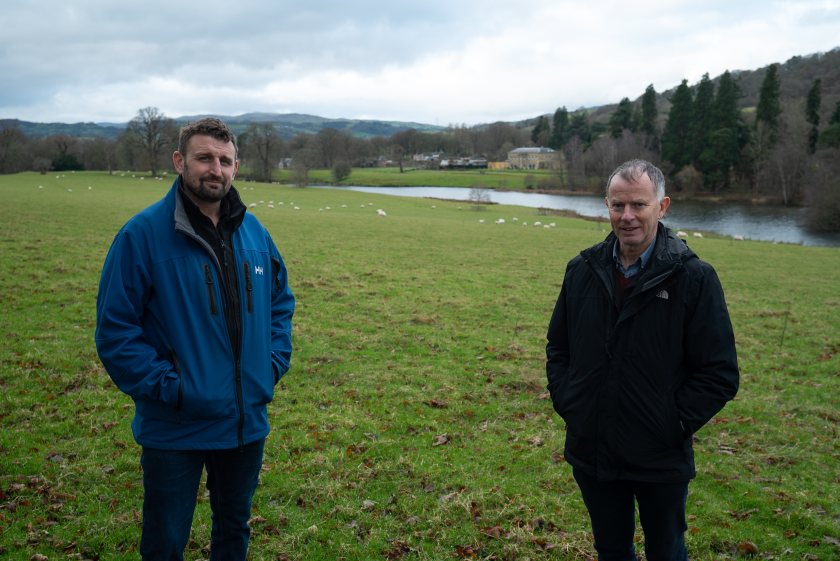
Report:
377,209,387,216
495,218,505,224
677,231,688,238
733,234,744,241
693,232,703,238
479,219,485,224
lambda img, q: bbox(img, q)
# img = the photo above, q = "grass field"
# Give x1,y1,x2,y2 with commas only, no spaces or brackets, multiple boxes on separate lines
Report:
1,171,838,560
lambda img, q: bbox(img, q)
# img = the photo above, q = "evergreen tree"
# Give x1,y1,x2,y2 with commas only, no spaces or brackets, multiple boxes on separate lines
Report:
608,98,634,138
661,79,694,170
567,112,592,147
531,115,551,145
754,64,782,146
820,100,840,148
549,106,569,149
640,84,658,143
699,71,749,191
805,78,821,155
690,73,715,167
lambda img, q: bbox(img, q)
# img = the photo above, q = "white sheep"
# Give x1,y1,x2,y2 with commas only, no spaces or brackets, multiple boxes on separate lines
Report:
377,209,387,216
693,232,703,238
677,231,688,238
733,234,744,241
495,218,505,224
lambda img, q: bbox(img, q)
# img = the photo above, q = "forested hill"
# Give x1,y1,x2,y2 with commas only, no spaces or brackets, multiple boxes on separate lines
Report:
583,47,840,125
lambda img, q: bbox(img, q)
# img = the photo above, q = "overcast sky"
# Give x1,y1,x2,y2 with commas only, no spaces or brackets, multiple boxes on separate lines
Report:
1,0,838,126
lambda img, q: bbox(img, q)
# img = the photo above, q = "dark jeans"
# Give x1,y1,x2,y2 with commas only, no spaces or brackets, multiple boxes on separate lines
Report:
139,439,265,561
573,468,689,561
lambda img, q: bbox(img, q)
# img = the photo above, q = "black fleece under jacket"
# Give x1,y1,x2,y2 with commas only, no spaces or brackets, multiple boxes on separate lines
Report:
546,224,739,482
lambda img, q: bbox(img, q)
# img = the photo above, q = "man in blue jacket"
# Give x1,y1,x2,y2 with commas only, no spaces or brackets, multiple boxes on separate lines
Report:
546,159,738,561
96,117,295,560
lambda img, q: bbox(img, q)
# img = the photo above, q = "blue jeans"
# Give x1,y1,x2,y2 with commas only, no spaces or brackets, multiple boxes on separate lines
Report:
139,439,265,561
573,468,689,561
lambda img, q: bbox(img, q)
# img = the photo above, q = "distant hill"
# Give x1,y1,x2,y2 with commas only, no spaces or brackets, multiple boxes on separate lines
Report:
0,112,445,141
4,47,838,141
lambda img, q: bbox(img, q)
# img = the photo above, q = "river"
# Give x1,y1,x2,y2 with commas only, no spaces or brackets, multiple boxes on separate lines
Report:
326,186,840,247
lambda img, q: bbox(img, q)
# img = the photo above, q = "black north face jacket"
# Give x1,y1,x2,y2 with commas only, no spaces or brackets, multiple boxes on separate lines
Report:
546,224,739,482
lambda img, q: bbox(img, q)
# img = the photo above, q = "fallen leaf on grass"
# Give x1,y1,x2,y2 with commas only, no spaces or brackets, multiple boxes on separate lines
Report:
454,544,480,558
737,541,758,555
480,525,505,539
432,434,451,446
728,508,758,520
382,539,413,559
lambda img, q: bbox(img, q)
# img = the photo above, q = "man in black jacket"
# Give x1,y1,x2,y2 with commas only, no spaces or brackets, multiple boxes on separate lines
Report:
546,159,739,561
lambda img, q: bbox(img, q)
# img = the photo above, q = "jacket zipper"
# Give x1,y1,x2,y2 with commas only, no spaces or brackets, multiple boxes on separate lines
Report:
243,261,253,313
219,237,246,449
204,264,218,315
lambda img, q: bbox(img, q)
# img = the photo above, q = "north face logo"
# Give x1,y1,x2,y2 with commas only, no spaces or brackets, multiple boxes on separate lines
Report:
254,266,264,275
655,290,669,300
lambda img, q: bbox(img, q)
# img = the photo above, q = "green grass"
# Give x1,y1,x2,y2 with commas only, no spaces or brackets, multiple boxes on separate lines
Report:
1,171,838,560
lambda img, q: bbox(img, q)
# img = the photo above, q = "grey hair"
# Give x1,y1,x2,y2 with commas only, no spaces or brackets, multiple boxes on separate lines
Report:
605,159,666,201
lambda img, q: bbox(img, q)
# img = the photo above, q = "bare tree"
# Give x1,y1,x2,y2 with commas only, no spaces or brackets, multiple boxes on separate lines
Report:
125,107,177,176
240,123,283,182
0,125,30,173
316,128,351,168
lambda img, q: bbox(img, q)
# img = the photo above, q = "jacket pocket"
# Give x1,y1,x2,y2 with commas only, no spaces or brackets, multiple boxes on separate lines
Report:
171,351,183,411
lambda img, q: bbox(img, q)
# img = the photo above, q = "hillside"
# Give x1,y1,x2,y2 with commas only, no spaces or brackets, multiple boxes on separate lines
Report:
581,47,840,127
1,112,445,141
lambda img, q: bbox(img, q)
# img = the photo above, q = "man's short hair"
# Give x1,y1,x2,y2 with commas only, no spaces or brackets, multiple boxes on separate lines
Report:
606,159,666,201
177,117,237,158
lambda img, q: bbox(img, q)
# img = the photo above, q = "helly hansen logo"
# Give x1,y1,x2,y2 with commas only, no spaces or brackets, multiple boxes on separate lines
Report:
655,290,669,300
254,265,264,275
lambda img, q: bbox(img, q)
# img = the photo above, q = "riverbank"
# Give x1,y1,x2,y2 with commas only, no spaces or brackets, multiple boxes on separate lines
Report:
322,185,840,247
272,166,807,208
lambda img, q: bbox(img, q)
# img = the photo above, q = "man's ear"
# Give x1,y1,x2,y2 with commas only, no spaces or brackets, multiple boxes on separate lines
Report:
173,151,185,174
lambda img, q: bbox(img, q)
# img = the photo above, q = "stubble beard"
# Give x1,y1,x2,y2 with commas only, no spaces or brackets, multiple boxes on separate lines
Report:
183,168,229,204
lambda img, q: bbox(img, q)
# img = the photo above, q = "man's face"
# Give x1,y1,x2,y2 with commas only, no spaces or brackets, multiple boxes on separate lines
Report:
173,135,238,204
605,172,670,255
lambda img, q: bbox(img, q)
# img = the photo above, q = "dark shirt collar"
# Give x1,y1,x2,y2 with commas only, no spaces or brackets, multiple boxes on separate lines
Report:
177,177,246,231
613,235,657,278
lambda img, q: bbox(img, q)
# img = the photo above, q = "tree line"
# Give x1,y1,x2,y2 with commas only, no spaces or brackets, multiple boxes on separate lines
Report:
1,65,838,232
